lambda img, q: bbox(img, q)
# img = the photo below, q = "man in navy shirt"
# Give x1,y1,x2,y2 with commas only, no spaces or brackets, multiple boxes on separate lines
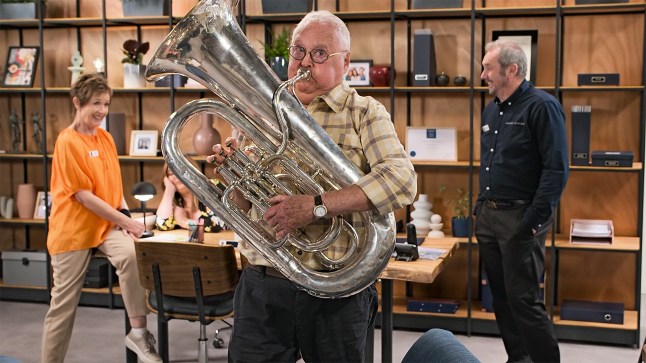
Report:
476,39,568,363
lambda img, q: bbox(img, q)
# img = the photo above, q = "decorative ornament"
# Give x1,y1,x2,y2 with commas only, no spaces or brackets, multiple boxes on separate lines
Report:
68,50,85,86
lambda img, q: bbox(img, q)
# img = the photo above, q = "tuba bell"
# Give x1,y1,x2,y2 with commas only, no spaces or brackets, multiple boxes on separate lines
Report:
145,0,395,298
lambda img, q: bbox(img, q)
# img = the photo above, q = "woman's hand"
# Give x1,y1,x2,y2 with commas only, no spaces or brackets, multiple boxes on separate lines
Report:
163,175,176,192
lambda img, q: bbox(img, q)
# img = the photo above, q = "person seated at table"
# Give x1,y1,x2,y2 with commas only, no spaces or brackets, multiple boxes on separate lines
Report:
155,163,226,233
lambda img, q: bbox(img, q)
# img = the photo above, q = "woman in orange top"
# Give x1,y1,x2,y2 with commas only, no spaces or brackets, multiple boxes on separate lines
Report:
42,74,161,363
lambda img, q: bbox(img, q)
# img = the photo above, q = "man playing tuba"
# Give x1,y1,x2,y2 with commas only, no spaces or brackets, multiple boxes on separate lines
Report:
210,10,417,363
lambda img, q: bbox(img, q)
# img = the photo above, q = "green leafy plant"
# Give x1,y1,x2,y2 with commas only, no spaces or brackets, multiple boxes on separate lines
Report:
439,185,471,219
121,39,149,65
263,28,291,60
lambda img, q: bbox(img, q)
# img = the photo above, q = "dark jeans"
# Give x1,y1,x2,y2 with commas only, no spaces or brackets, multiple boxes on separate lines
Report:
228,266,378,363
475,203,560,363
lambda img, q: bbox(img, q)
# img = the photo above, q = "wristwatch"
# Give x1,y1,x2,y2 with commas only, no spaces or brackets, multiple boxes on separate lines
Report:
313,194,327,219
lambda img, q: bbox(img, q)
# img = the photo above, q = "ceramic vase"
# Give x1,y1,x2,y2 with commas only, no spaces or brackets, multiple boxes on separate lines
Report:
123,63,146,88
1,196,14,219
269,56,288,81
410,194,433,236
15,183,36,219
193,114,221,156
369,65,394,87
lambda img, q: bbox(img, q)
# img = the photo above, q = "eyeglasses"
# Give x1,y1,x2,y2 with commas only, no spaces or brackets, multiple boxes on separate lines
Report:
288,45,346,64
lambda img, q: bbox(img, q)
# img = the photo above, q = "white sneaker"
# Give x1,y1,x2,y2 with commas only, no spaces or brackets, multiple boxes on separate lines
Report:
125,330,163,363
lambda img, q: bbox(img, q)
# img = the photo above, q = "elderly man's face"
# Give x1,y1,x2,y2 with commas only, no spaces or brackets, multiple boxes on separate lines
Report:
288,21,349,102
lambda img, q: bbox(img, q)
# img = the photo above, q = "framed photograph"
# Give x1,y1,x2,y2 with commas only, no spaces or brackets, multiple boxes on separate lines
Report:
492,30,538,84
129,130,158,156
3,46,40,87
33,191,52,219
345,60,372,86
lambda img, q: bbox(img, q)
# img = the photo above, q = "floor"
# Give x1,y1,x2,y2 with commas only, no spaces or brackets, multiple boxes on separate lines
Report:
0,299,643,363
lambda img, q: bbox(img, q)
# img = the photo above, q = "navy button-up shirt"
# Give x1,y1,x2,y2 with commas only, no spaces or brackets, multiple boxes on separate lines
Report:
478,80,569,230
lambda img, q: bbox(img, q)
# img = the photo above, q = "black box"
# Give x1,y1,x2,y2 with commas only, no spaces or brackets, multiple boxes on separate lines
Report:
577,73,620,86
412,29,437,86
407,298,460,314
412,0,463,9
571,106,591,166
591,150,633,167
261,0,313,14
561,300,624,324
84,258,117,288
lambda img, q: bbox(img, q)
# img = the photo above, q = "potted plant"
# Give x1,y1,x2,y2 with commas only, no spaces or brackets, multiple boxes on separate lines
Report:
263,28,291,81
121,0,168,17
122,39,149,88
0,0,46,20
449,188,472,237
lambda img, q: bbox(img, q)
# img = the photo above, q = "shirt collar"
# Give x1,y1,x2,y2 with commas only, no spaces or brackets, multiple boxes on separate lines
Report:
309,83,351,113
494,79,531,107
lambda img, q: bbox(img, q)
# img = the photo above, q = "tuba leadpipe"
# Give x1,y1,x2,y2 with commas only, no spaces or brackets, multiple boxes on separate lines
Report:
145,0,395,298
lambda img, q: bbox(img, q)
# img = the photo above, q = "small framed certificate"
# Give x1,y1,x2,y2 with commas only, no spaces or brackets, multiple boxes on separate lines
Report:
406,127,457,161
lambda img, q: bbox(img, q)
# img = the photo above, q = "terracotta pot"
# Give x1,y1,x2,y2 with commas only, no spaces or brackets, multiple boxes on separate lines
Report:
15,183,36,219
369,65,393,87
193,114,221,156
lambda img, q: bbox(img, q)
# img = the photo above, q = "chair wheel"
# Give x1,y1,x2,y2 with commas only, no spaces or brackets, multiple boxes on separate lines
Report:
213,338,224,348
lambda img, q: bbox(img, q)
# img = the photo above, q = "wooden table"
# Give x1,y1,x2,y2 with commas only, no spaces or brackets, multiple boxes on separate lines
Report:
377,237,459,363
139,230,458,363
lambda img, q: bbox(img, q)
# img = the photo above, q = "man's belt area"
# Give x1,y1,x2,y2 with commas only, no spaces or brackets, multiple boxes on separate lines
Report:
485,199,530,210
248,264,339,280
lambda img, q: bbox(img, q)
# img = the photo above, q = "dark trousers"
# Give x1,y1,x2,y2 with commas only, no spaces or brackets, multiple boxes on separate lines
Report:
475,203,560,363
228,266,378,363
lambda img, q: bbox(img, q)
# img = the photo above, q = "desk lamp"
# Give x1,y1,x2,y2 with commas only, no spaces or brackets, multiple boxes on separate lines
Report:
132,181,157,238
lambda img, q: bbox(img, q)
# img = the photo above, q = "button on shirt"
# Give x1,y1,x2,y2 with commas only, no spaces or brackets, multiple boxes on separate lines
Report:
479,80,569,229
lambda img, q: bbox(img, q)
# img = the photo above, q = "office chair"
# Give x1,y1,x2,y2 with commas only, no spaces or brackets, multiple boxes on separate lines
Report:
135,241,238,363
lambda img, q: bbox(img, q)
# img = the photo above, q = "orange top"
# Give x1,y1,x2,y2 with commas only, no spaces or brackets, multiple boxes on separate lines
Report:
47,127,124,255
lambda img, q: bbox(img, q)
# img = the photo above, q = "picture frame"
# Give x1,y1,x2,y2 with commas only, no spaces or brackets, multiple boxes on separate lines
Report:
492,30,538,84
33,191,52,219
345,60,372,86
406,127,458,162
3,46,40,87
129,130,158,156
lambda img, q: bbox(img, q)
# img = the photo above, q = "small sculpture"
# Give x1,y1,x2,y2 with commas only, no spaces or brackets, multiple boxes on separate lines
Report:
68,50,85,86
93,58,105,75
10,109,22,153
32,111,43,152
0,196,14,219
427,214,445,238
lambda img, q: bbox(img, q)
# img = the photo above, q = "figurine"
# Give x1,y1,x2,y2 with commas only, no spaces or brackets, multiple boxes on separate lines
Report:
93,58,105,76
0,196,14,219
10,109,22,153
68,50,85,86
32,111,43,152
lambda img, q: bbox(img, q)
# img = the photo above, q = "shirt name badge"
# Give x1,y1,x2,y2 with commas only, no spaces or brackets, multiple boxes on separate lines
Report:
89,150,99,157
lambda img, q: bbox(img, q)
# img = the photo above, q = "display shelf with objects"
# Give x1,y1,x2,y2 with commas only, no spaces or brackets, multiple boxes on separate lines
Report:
0,0,643,348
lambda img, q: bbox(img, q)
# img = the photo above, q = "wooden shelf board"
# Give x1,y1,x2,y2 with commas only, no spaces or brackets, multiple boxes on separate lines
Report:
476,6,557,16
0,280,47,290
560,86,644,92
569,162,642,171
562,3,646,15
118,155,164,162
411,160,476,168
0,218,46,225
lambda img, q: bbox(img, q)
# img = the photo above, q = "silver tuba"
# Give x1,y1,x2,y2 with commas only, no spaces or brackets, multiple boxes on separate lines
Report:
145,0,395,298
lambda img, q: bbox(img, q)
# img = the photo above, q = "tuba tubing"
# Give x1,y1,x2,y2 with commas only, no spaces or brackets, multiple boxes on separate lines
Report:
146,0,395,298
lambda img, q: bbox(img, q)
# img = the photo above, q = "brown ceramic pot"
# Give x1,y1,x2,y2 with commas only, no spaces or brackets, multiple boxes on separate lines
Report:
193,114,221,156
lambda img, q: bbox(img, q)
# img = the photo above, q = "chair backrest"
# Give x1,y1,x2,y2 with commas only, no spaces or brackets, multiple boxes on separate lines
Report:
135,241,238,297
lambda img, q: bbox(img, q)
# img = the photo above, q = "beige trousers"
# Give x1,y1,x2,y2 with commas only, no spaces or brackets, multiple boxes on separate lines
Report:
41,229,148,363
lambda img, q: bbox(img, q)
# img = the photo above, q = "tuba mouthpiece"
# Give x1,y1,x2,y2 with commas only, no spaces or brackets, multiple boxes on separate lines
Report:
297,68,311,81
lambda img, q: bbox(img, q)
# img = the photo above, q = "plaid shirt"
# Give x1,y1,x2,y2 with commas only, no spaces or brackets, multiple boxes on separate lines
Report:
239,82,417,268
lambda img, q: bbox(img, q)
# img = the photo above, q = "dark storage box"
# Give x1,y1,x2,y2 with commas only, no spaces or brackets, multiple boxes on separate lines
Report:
591,150,633,167
412,0,463,9
122,0,169,16
262,0,313,13
2,250,47,287
84,258,117,289
561,300,624,324
407,298,460,314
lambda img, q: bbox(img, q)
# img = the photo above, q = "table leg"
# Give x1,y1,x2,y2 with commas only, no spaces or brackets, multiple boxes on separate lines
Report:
381,279,393,363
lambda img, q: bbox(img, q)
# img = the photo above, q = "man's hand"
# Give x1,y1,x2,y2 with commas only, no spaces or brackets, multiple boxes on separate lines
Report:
263,194,316,239
206,137,238,167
